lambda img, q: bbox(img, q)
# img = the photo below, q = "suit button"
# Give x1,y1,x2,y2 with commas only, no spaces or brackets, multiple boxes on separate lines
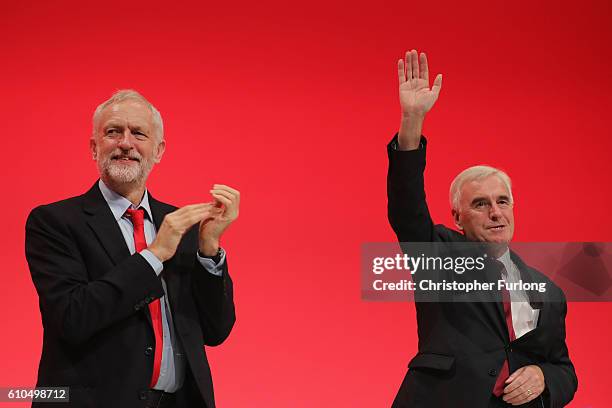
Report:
134,303,142,311
488,369,497,376
145,346,153,356
138,390,148,400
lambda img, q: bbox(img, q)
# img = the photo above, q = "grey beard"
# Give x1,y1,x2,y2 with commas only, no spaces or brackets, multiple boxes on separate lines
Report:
98,157,154,185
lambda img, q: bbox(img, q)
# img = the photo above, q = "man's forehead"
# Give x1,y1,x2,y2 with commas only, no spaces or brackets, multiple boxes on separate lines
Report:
461,175,510,199
100,101,153,125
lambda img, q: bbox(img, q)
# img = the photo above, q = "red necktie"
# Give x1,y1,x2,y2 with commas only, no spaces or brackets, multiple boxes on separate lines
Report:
493,271,516,396
125,208,164,388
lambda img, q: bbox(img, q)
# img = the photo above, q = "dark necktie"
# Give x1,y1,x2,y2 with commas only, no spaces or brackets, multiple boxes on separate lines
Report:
125,208,164,388
493,267,516,396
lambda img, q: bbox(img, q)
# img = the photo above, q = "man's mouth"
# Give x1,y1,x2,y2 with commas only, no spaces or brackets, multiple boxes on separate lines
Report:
112,156,140,162
487,225,506,231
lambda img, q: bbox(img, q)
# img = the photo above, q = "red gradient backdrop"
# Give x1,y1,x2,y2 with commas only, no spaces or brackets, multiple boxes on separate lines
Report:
1,1,611,407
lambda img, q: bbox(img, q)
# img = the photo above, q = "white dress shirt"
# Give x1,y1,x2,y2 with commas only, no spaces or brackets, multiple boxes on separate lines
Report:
497,249,540,339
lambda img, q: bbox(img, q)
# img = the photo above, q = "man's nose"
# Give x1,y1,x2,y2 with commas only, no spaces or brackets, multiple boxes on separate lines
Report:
117,130,135,149
489,203,502,219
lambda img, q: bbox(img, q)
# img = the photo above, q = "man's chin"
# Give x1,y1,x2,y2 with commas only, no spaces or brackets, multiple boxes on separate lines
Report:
483,235,513,247
104,166,142,185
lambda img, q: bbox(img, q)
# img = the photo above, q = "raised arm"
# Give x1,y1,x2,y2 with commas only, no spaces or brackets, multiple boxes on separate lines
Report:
388,50,444,243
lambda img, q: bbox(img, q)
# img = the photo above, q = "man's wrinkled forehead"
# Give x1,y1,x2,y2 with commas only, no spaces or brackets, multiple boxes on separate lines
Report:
460,175,510,203
99,101,153,129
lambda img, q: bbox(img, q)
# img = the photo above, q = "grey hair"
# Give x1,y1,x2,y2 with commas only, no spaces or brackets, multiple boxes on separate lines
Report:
449,165,513,211
92,89,164,141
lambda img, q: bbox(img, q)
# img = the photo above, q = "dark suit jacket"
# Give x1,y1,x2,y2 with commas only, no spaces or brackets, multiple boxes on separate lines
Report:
25,182,236,408
387,137,577,408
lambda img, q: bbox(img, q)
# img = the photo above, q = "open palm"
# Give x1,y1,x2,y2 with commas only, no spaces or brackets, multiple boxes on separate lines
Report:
398,50,442,116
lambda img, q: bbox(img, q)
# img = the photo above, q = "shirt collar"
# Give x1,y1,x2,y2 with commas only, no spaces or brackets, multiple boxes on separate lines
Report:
496,247,510,262
496,247,513,274
98,179,153,222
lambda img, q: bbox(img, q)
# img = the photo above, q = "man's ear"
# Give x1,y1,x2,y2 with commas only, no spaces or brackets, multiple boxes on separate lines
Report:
154,140,166,163
452,209,463,230
90,137,97,161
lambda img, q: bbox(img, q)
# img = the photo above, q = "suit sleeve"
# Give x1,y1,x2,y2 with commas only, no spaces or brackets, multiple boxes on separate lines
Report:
191,255,236,347
538,292,578,408
25,205,165,345
387,134,436,243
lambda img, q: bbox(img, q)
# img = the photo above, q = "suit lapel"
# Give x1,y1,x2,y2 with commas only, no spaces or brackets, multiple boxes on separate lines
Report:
452,244,509,342
148,194,183,314
482,258,509,342
82,182,132,265
510,251,546,309
148,192,173,232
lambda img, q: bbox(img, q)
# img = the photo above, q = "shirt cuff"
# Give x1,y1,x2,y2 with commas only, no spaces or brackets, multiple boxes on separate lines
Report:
196,247,226,276
140,249,164,276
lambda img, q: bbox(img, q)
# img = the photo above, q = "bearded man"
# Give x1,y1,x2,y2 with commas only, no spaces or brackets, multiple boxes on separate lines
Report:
26,90,238,408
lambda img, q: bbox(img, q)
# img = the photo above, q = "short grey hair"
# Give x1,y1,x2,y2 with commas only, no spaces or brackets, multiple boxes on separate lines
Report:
449,165,513,211
92,89,164,141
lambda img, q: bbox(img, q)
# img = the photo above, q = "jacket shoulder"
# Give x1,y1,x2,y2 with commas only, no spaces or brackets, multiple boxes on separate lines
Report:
433,224,468,242
27,194,88,225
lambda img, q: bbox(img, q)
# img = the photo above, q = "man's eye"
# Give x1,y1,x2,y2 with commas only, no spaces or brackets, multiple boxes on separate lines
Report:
107,129,118,134
475,201,486,207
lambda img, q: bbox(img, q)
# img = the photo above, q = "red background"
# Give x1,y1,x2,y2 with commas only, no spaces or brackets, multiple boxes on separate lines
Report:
1,0,611,406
